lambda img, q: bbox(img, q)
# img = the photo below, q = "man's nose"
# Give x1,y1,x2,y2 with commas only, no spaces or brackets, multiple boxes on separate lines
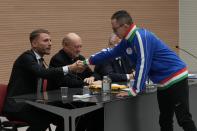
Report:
48,41,52,46
77,47,81,52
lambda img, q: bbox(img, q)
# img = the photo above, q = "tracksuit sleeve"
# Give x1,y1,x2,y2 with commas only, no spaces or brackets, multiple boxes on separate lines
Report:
132,31,152,94
89,40,128,65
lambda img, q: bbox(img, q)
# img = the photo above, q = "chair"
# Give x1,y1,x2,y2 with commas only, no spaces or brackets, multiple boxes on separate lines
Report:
0,83,53,131
43,80,52,131
43,79,48,92
0,84,28,131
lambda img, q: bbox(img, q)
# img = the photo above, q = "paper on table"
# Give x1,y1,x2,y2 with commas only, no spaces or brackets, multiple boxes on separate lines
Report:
121,88,131,91
89,83,128,90
188,74,197,79
73,94,92,99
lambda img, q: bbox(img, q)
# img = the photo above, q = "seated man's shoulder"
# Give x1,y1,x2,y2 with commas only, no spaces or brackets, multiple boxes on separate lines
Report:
49,50,67,67
77,54,85,60
17,50,35,62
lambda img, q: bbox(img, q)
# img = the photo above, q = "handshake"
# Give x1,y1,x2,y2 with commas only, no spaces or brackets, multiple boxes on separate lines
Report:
67,60,88,73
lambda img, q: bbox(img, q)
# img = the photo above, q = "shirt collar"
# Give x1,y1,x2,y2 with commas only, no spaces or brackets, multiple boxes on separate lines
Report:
32,50,42,60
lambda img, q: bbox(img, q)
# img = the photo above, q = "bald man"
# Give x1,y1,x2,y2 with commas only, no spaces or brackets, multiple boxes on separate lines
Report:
48,33,103,131
48,33,98,90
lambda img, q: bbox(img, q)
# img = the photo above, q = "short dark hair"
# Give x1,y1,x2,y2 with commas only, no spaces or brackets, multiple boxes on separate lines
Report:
29,29,50,43
111,10,133,25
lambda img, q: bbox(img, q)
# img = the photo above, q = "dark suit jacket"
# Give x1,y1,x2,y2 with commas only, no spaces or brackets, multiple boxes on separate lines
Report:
94,56,134,82
3,50,64,113
48,49,96,90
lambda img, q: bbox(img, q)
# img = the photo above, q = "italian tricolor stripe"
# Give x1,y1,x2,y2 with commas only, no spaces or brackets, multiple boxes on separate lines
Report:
125,24,138,43
158,68,188,90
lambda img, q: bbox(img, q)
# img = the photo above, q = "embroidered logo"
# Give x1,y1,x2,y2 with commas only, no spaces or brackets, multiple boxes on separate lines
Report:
126,48,132,54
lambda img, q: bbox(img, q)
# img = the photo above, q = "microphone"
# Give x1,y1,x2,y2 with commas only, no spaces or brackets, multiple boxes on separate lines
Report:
175,46,197,60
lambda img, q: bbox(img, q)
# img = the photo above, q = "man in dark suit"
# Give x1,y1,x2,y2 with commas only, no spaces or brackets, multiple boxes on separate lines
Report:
3,29,83,131
48,33,99,90
94,56,134,82
94,34,135,82
48,33,103,131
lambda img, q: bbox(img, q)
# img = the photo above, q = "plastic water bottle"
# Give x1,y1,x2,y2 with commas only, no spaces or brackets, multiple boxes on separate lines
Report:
102,76,112,93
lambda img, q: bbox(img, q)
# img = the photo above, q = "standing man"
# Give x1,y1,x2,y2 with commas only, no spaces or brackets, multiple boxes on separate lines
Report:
81,10,197,131
3,29,82,131
48,33,98,90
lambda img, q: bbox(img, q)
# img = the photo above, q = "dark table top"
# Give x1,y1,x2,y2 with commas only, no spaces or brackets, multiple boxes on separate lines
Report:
10,79,197,109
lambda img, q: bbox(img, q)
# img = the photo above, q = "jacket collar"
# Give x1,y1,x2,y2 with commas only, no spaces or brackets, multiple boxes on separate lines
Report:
125,24,138,42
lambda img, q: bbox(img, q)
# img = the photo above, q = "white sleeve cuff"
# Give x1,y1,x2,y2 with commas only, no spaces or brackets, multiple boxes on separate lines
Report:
62,66,69,75
126,74,130,80
129,88,137,96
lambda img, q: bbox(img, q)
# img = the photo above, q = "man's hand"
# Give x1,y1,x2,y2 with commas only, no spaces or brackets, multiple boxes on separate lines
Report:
116,92,129,97
76,60,85,66
128,73,134,80
128,71,135,80
84,76,95,84
68,60,86,73
92,80,102,85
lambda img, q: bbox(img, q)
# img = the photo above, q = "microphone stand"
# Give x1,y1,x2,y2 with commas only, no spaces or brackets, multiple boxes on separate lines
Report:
176,46,197,80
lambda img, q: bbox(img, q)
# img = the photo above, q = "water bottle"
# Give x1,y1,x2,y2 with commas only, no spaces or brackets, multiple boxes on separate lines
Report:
102,76,112,93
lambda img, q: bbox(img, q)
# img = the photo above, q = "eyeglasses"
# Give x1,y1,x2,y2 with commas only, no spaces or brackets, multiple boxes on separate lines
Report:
112,24,124,33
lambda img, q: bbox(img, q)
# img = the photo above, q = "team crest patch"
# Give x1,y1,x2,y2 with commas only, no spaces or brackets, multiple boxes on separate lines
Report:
126,48,132,54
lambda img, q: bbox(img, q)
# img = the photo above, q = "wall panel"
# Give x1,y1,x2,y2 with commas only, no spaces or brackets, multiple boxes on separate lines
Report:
180,0,197,72
0,0,178,83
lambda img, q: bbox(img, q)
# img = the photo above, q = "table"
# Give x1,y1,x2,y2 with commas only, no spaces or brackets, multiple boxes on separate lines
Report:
11,80,197,131
12,88,138,131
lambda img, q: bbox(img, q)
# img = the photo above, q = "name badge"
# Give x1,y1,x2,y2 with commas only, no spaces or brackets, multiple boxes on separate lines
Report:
126,48,132,54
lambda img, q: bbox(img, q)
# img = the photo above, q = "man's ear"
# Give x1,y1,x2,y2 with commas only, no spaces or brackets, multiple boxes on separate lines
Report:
31,40,37,48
